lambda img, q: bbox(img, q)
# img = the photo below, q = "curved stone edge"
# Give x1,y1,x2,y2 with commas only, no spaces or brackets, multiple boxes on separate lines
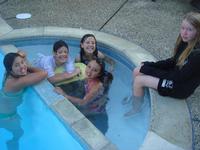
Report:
0,26,192,150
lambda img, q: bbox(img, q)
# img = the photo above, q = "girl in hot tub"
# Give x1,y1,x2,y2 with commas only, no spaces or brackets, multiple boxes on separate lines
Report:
75,34,115,72
0,51,47,150
55,58,113,134
35,40,81,85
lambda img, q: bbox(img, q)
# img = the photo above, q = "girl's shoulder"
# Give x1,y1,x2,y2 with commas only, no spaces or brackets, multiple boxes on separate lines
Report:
90,79,102,86
3,76,19,92
92,81,104,95
88,79,102,90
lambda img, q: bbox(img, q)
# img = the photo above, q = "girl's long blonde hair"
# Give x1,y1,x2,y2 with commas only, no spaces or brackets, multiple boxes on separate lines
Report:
174,12,200,67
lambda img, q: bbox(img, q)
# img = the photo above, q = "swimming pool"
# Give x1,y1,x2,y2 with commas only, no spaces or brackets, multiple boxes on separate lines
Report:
0,52,87,150
0,37,151,150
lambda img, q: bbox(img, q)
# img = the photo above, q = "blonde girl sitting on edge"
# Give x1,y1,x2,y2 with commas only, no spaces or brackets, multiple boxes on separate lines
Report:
124,12,200,116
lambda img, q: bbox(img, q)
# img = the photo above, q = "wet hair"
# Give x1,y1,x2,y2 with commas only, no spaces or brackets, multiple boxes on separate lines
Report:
94,58,105,78
92,58,113,87
174,12,200,67
53,40,69,53
3,52,21,78
80,34,98,62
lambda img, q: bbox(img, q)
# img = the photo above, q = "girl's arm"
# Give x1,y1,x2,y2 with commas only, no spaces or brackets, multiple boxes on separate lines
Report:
163,53,200,82
5,69,47,92
27,66,45,73
104,55,115,72
141,52,200,82
54,83,102,106
98,51,115,72
48,68,81,84
142,57,175,69
81,83,102,105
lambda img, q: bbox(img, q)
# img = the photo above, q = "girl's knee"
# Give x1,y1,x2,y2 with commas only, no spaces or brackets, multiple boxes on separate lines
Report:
133,67,139,77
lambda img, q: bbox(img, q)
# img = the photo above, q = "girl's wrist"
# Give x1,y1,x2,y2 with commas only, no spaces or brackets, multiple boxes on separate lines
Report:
74,70,79,76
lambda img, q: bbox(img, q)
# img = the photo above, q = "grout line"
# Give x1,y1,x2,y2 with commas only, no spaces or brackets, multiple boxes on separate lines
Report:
98,0,128,31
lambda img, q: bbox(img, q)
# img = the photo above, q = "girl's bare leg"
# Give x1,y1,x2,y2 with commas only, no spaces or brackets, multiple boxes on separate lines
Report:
122,66,144,105
124,75,159,116
133,75,159,96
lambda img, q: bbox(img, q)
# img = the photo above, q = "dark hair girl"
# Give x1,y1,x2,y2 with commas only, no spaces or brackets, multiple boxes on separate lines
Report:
75,34,105,65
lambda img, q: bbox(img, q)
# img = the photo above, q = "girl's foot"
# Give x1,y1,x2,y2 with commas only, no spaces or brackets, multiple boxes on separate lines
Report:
124,96,144,117
124,108,140,117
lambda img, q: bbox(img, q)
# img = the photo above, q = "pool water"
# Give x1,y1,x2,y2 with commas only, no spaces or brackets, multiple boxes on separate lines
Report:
0,38,150,150
0,53,86,150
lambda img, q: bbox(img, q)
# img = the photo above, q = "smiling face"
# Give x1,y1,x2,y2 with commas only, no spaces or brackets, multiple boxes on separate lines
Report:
81,36,96,55
85,60,101,79
54,46,68,66
180,19,197,42
11,56,28,76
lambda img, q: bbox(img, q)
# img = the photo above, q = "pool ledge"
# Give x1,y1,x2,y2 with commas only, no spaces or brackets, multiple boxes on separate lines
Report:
0,25,193,150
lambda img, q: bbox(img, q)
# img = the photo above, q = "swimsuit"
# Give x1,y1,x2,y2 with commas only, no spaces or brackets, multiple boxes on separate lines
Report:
0,89,24,119
83,80,106,114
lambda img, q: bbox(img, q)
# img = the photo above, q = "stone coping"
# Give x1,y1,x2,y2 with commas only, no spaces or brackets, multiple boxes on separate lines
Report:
0,23,193,150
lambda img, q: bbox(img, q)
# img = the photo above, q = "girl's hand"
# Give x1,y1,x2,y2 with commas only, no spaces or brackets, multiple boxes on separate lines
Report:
75,67,81,76
54,87,66,96
17,50,26,58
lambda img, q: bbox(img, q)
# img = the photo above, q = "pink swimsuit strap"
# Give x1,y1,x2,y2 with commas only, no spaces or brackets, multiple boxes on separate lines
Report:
85,79,99,93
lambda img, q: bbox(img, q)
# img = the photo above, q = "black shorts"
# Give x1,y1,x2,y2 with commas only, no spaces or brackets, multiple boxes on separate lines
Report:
157,79,193,99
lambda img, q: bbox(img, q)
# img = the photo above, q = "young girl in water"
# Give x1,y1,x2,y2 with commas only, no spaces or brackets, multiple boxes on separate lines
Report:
55,58,113,134
75,34,115,72
124,12,200,116
36,40,80,84
55,58,113,114
0,51,47,149
75,34,104,64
